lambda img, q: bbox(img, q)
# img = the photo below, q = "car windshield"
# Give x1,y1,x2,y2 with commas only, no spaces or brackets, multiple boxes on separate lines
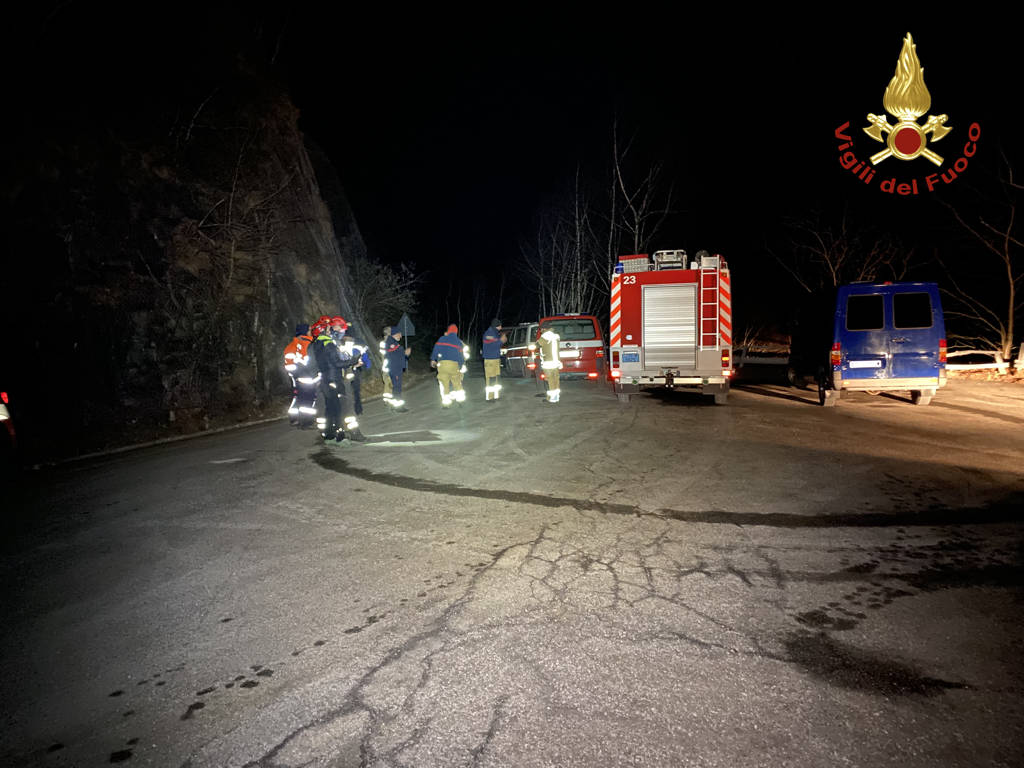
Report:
546,319,597,341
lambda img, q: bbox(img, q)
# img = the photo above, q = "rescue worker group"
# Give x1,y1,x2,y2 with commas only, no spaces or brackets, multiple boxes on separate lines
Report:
282,316,564,443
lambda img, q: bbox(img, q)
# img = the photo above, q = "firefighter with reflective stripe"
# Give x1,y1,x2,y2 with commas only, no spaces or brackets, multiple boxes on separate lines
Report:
534,322,561,403
314,316,366,442
284,323,318,427
339,331,371,416
431,324,468,407
379,325,394,407
481,318,505,402
384,326,411,412
308,321,329,435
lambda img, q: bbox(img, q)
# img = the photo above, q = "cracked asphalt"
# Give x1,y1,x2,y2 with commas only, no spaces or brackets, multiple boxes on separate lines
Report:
2,372,1023,767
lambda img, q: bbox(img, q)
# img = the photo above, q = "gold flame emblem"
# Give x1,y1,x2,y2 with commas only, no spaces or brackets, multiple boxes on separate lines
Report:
864,33,951,166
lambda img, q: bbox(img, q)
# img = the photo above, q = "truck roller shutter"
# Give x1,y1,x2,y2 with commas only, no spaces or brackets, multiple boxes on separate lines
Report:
643,284,697,368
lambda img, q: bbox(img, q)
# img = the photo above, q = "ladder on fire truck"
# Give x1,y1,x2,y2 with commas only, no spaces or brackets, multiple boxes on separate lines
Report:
699,254,720,350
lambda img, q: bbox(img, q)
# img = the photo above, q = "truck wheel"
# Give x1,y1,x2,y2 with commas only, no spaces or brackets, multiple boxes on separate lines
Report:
911,389,934,406
787,367,808,390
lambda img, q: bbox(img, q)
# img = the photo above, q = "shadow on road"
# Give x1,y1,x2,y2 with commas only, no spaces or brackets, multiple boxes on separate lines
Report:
735,384,819,406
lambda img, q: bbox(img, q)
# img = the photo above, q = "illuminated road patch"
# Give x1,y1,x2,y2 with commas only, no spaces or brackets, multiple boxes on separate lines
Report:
359,429,481,447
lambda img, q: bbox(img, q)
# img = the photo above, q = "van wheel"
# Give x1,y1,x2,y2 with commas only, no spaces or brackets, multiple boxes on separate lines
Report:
818,380,839,407
911,389,934,406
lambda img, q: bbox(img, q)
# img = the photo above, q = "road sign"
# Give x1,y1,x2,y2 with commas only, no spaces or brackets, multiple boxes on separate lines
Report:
397,313,416,338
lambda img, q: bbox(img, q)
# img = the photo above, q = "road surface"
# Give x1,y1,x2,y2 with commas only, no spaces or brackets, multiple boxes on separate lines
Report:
2,371,1023,767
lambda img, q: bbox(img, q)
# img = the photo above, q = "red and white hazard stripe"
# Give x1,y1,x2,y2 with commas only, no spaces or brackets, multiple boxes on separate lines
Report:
609,274,622,348
719,270,732,346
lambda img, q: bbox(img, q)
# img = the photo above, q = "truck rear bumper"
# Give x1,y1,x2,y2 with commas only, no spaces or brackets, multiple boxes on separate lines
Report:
616,374,730,393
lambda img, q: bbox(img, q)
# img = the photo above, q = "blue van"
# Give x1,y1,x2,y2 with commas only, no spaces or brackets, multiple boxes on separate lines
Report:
818,282,947,406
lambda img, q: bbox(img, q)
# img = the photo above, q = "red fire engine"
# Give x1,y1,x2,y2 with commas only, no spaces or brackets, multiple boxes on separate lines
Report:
608,249,733,404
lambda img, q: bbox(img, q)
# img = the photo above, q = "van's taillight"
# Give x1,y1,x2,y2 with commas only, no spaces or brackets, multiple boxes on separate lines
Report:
587,372,598,379
610,370,621,379
527,362,536,370
830,342,842,368
595,350,604,358
0,391,7,404
539,372,546,380
939,338,947,364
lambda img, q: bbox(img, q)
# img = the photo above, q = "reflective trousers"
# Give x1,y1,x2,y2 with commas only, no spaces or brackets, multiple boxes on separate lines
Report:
436,360,464,406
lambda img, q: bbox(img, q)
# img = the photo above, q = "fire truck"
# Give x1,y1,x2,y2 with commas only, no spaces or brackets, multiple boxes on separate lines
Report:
608,249,733,404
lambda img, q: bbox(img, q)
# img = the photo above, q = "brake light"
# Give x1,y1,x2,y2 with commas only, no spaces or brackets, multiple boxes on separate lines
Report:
527,362,536,370
721,349,731,368
830,342,841,367
939,338,947,364
539,372,546,380
610,370,621,379
595,350,604,358
587,372,598,379
0,392,7,404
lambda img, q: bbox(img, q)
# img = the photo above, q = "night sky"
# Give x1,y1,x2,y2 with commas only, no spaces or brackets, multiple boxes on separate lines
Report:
276,11,1023,306
8,7,1023,325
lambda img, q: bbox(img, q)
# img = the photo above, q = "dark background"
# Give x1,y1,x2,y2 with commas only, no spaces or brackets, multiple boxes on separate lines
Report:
8,6,1020,318
2,5,1021,461
277,11,1022,311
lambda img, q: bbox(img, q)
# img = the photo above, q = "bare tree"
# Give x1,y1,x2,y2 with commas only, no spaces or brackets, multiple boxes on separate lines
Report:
940,152,1022,365
519,168,603,316
348,253,423,337
773,210,912,294
591,120,676,293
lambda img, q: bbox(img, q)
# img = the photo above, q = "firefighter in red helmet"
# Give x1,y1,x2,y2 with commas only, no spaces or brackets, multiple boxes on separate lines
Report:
312,316,366,442
431,323,469,407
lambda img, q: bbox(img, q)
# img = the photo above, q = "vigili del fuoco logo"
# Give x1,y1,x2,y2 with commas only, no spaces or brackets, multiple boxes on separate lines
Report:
834,32,980,195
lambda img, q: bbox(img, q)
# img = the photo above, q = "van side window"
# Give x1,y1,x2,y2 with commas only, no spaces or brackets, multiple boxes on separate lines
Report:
846,295,884,331
893,292,933,329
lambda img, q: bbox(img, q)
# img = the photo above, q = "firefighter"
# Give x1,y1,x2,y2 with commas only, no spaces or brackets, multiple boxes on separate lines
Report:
431,323,469,407
315,316,367,442
379,324,394,408
340,331,371,416
384,326,411,412
481,318,505,402
283,322,318,427
309,320,330,436
535,322,561,403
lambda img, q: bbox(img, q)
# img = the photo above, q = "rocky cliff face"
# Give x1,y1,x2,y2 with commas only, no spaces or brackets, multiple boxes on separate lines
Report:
1,14,372,461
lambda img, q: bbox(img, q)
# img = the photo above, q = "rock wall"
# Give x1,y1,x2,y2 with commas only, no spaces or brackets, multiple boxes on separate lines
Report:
0,14,371,461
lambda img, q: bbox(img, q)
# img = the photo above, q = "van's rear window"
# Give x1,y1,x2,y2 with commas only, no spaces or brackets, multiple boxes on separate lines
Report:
846,295,884,331
547,319,598,341
893,292,932,329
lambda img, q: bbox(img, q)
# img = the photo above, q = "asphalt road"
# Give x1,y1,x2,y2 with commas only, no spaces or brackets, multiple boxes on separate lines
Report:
2,371,1023,767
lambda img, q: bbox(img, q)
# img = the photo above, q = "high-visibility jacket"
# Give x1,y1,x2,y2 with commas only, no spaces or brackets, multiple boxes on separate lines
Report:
283,333,314,373
379,336,390,374
536,330,562,369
